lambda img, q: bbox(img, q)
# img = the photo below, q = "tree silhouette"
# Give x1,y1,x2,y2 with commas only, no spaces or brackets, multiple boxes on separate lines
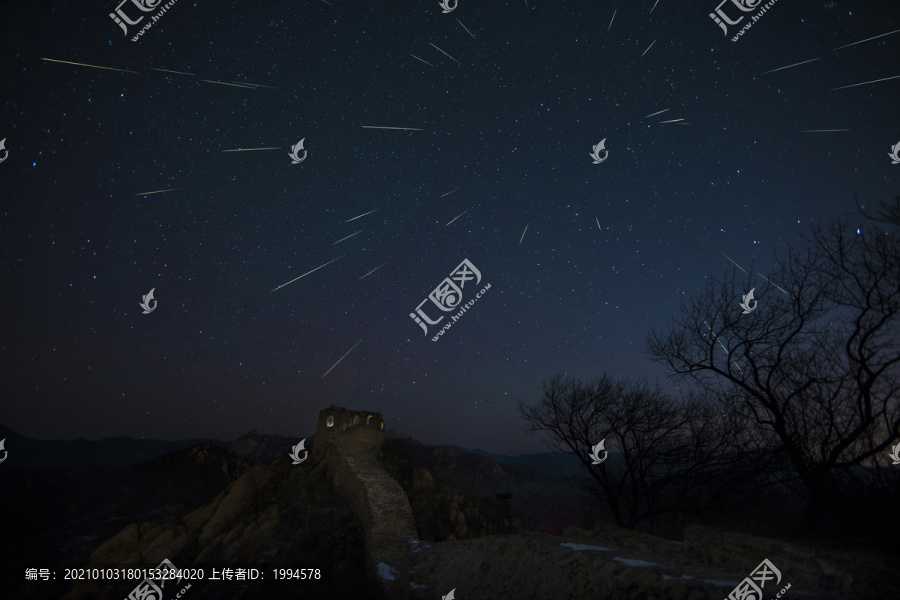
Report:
518,374,767,532
647,196,900,532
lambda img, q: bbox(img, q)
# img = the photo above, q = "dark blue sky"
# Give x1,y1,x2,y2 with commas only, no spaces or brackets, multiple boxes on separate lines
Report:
2,0,898,454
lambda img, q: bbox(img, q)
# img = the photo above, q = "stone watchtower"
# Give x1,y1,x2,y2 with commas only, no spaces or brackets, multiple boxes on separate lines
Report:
313,406,385,455
313,406,417,600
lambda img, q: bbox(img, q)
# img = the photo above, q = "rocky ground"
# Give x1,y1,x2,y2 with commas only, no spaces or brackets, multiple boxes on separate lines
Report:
405,523,897,600
6,430,897,599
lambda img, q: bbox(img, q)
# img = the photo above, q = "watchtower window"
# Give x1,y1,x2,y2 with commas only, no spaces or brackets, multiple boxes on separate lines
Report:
353,416,360,425
366,415,373,425
325,415,335,428
380,422,384,430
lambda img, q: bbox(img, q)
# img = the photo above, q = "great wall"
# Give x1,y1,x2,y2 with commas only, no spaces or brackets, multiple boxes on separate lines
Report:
313,406,419,599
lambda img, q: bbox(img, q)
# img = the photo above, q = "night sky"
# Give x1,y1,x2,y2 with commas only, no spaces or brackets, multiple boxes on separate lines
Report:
2,1,898,455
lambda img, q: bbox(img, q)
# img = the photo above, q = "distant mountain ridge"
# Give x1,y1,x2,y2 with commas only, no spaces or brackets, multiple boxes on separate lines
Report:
449,445,594,479
0,424,591,477
0,424,228,468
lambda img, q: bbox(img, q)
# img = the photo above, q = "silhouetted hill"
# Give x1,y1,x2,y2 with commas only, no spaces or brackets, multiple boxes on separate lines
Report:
0,424,227,468
449,444,590,478
4,429,889,599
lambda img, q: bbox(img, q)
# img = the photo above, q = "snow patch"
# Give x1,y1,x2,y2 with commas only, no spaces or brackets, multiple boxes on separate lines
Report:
613,557,659,567
560,543,611,551
377,562,398,582
409,582,429,589
662,574,694,581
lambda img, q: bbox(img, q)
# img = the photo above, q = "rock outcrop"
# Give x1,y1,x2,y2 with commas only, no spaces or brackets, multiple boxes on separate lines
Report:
62,457,367,600
405,524,898,600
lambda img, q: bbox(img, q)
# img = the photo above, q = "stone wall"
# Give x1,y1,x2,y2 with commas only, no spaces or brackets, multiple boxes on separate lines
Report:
322,420,418,599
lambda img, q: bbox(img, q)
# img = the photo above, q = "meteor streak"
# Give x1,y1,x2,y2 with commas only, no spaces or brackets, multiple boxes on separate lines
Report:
41,58,137,73
644,108,669,118
271,255,346,292
828,28,900,52
440,189,459,198
704,320,744,374
135,188,182,196
519,224,528,245
359,263,386,280
233,82,280,89
332,230,363,245
411,54,435,68
153,68,195,76
429,42,461,65
456,18,477,40
446,209,469,226
721,252,749,276
201,79,259,88
756,272,789,295
345,208,379,222
222,147,282,152
760,58,820,75
650,0,662,14
361,125,424,131
596,216,602,231
640,40,656,58
608,8,616,32
321,340,362,379
831,74,900,91
658,118,684,124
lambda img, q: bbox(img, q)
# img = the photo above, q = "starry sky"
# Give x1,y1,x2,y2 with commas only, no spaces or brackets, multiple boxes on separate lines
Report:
1,0,898,455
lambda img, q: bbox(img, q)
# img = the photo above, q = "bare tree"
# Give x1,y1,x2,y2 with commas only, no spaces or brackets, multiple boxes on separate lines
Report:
647,197,900,532
518,374,767,532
